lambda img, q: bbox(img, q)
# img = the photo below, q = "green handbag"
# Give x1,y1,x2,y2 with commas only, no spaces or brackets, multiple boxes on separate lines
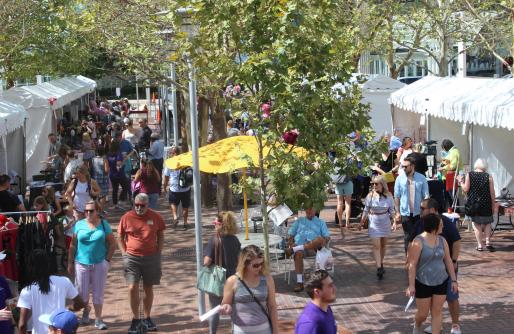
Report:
197,236,226,297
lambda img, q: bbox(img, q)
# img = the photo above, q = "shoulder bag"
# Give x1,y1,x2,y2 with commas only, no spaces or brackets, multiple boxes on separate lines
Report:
197,236,226,297
237,276,272,328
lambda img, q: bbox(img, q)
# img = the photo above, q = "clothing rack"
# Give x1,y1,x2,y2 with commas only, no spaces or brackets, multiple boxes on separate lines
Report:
0,210,51,215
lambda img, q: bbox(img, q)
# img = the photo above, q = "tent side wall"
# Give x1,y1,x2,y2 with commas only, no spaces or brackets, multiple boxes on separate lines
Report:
429,117,470,167
362,92,393,137
472,126,514,194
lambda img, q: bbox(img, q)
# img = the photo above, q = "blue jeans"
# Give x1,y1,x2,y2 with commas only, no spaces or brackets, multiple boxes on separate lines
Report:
148,193,159,209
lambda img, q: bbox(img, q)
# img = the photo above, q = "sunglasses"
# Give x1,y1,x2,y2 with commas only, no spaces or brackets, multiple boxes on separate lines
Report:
213,220,222,226
134,203,147,208
251,261,264,269
84,209,96,214
371,183,380,186
401,165,411,169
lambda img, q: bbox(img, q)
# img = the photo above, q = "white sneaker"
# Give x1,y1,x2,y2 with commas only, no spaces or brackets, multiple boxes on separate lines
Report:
423,325,432,334
451,325,462,334
413,325,422,334
95,319,108,330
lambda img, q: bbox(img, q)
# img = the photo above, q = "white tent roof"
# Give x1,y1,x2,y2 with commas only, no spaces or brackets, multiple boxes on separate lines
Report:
390,76,514,130
362,74,406,93
1,75,96,110
0,99,28,137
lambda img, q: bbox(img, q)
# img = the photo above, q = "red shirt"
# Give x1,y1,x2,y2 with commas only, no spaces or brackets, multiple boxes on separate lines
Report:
118,209,165,256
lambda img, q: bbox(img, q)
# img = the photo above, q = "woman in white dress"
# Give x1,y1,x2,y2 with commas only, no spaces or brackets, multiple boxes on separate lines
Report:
359,175,395,279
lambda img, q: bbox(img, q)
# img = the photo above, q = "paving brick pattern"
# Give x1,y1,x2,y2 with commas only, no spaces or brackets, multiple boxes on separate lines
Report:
76,196,514,334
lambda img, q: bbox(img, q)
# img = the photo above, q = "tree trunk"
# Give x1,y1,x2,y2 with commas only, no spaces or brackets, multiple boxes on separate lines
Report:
198,97,215,207
209,95,233,211
177,91,189,153
511,0,514,75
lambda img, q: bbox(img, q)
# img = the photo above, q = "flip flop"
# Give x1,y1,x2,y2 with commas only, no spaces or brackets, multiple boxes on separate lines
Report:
476,246,484,251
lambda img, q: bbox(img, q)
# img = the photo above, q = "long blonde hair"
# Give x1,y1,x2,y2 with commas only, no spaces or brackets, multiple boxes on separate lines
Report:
218,211,238,236
371,175,391,198
236,245,269,278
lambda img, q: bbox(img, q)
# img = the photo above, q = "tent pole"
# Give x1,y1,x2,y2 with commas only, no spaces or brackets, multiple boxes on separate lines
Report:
243,167,249,240
469,124,474,167
22,118,27,191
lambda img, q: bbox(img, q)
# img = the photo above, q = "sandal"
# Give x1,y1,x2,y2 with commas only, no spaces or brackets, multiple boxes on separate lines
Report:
476,246,484,251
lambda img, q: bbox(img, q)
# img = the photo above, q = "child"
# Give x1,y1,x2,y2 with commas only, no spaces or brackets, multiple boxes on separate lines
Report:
39,308,79,334
60,205,76,250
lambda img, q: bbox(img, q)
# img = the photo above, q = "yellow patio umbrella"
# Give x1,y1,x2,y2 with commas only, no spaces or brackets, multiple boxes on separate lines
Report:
165,135,307,239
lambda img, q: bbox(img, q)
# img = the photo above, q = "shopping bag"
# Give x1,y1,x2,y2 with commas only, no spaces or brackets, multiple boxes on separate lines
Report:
383,172,395,183
315,247,333,271
197,265,226,297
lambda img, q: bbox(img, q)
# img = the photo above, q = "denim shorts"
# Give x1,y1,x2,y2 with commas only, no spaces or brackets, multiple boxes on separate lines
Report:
335,181,353,196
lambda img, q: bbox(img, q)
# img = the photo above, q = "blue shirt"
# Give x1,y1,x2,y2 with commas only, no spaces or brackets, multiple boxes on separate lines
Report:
413,215,461,259
394,172,429,216
288,216,330,245
0,276,13,334
74,219,112,265
163,167,190,192
148,139,164,159
295,302,337,334
119,139,133,174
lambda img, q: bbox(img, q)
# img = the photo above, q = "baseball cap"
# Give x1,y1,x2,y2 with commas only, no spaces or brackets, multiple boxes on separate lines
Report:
39,308,78,334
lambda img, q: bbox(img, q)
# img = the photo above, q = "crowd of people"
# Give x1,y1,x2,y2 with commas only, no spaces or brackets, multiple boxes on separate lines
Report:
0,111,501,334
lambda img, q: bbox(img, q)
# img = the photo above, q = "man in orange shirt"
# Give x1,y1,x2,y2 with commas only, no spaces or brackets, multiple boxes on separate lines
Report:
118,193,165,333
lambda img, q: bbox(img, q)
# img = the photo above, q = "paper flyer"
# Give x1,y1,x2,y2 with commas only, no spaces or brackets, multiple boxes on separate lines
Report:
404,296,415,312
199,305,221,322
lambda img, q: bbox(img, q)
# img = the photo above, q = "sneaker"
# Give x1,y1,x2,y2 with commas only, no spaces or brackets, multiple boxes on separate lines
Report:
80,309,90,325
95,319,108,330
423,325,432,334
142,317,158,331
128,319,141,334
451,324,462,334
412,325,422,334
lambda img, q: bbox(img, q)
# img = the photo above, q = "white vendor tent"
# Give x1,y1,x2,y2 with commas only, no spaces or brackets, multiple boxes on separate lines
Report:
361,75,406,137
0,99,28,184
1,76,96,181
390,76,514,193
332,74,406,137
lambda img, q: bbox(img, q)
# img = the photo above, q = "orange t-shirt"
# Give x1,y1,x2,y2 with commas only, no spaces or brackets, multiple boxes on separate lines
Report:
118,209,165,256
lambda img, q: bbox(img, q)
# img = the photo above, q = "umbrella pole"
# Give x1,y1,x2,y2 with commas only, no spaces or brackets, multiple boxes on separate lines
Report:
243,168,249,240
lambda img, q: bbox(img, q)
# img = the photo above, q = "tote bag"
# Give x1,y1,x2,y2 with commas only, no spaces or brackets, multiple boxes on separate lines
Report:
197,236,226,297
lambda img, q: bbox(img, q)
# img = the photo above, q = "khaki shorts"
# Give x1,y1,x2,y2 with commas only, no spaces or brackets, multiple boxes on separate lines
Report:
123,252,162,286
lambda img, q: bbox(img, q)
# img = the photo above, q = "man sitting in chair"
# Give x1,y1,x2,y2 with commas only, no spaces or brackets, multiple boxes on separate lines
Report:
285,207,330,292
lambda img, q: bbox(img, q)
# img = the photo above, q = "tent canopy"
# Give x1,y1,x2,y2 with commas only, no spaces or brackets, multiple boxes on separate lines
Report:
390,76,514,130
0,76,96,181
0,99,28,137
362,74,406,93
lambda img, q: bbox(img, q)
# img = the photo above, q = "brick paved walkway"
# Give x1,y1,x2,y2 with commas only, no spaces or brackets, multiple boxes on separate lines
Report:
76,195,514,334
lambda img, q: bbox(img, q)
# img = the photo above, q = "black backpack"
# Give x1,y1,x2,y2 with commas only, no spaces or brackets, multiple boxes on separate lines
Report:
179,168,194,188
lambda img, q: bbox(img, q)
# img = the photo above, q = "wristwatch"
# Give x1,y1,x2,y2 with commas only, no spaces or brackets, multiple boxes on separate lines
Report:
452,259,457,263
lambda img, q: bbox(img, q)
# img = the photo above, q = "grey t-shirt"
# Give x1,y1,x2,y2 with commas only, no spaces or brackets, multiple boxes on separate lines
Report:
204,235,241,277
415,235,448,286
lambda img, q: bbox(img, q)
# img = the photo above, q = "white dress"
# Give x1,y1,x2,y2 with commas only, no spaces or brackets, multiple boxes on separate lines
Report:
364,194,395,238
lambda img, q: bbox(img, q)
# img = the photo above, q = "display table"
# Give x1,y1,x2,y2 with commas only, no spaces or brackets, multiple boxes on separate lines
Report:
236,232,282,249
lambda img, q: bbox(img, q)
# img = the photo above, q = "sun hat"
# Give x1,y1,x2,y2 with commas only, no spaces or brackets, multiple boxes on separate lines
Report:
39,308,78,334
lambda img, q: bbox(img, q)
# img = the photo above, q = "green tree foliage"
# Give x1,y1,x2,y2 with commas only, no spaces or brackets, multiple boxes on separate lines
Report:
173,0,385,260
0,0,97,86
461,0,514,75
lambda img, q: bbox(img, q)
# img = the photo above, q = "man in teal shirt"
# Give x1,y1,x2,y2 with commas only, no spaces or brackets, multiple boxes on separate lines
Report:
286,207,330,292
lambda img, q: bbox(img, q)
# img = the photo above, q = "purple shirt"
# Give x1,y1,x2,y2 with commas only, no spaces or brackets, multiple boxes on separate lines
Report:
295,302,337,334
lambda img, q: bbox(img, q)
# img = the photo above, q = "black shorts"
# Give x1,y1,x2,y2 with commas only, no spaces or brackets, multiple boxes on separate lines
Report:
168,190,191,208
415,279,448,299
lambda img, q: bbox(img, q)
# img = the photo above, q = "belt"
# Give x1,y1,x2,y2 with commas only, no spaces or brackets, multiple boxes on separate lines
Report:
369,211,390,216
